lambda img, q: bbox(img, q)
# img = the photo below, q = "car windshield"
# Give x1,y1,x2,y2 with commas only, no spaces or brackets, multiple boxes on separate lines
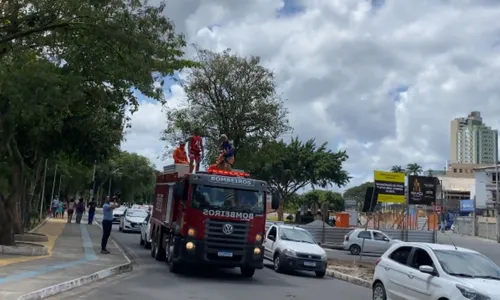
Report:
280,228,316,244
126,210,147,218
434,250,500,278
192,185,264,214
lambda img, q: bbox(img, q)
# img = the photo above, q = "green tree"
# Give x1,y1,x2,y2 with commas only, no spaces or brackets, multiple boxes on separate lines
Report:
406,163,423,175
300,190,344,212
427,169,434,177
249,138,350,220
0,0,193,245
162,48,291,168
343,181,373,211
391,165,405,173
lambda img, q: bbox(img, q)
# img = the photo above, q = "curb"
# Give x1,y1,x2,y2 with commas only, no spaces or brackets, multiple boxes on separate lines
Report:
326,269,371,288
29,216,51,233
17,219,134,300
17,262,133,300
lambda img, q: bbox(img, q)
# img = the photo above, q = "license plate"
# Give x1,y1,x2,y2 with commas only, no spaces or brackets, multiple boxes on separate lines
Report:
304,261,316,267
217,251,233,257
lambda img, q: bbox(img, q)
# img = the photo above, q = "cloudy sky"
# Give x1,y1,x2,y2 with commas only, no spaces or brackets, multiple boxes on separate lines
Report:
121,0,500,190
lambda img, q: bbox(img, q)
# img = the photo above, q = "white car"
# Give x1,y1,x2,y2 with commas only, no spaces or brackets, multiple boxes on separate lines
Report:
343,228,399,255
112,206,127,224
372,242,500,300
119,209,148,233
139,213,152,249
264,224,327,278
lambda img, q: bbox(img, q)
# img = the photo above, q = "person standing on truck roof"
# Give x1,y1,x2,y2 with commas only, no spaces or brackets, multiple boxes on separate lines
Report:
216,134,235,171
173,141,189,164
187,128,203,173
101,196,120,254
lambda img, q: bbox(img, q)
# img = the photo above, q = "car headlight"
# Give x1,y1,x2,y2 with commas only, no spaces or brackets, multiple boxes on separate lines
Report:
124,218,131,224
282,248,296,257
320,253,327,261
456,284,490,300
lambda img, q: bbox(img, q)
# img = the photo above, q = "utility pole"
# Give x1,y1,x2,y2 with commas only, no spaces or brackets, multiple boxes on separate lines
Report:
58,175,63,198
108,177,112,197
39,159,48,220
50,164,58,203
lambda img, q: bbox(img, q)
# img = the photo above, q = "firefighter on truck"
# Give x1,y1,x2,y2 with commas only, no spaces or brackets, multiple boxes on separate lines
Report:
150,144,279,278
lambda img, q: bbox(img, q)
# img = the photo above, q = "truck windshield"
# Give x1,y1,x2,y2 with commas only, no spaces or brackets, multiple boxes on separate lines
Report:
192,185,264,214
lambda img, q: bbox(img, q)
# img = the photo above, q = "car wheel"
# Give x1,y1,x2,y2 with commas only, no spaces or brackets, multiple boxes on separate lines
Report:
372,282,387,300
315,270,326,278
145,239,151,249
154,232,166,261
119,226,123,232
273,254,285,273
140,233,145,246
349,244,361,255
150,232,156,257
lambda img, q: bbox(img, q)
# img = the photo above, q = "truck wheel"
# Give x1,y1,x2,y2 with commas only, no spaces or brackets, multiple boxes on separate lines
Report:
150,232,156,257
154,232,166,261
240,267,255,278
167,240,181,273
140,234,145,246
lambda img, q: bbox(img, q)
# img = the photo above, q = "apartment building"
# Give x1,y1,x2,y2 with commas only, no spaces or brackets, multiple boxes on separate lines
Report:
450,111,498,165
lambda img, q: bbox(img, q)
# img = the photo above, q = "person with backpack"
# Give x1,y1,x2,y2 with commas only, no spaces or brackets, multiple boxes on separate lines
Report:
67,198,75,223
75,198,85,224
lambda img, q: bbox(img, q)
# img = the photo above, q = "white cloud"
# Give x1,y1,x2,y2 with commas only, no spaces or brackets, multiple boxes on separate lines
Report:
123,0,500,189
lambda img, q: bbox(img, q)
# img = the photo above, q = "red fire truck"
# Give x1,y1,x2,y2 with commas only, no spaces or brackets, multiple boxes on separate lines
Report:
149,164,279,278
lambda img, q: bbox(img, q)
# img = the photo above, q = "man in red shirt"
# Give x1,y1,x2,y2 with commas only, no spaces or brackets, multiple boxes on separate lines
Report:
187,128,203,173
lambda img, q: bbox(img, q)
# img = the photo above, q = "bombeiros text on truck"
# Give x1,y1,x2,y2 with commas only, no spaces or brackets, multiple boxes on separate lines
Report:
149,163,279,277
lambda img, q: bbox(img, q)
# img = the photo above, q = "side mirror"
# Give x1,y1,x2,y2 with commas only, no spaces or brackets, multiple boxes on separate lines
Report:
268,235,275,241
317,242,321,246
271,193,280,210
383,237,390,242
419,265,435,275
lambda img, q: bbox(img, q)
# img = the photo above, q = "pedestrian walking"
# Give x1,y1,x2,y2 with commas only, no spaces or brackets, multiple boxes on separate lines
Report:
88,198,97,225
67,198,75,223
75,198,85,224
57,200,64,218
101,196,120,254
51,197,59,217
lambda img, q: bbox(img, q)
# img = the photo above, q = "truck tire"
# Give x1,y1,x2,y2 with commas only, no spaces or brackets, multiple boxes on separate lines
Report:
240,267,255,278
150,232,156,258
154,232,166,261
167,238,181,273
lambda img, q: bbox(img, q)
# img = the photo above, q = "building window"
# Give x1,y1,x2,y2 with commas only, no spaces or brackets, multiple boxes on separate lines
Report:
459,169,463,173
453,168,457,173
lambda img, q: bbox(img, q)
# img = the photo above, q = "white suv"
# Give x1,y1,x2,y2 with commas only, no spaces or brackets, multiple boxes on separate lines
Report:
372,242,500,300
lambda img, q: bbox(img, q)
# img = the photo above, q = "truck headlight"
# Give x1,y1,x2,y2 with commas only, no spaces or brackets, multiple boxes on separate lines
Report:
456,285,490,300
187,227,196,237
282,248,296,257
255,234,263,243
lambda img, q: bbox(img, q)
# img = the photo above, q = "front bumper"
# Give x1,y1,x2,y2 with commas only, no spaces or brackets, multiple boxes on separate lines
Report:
279,252,327,272
112,217,121,223
172,237,264,269
123,222,141,232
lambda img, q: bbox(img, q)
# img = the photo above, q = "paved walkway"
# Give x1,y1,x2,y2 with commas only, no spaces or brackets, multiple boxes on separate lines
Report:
0,216,128,300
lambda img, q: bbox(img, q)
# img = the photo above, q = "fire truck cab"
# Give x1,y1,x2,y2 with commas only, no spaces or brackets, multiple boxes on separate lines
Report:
149,164,279,278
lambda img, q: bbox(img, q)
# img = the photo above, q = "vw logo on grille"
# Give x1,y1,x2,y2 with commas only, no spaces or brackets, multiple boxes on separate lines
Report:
222,223,234,235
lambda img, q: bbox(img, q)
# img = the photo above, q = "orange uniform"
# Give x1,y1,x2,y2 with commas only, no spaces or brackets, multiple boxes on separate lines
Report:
173,146,188,164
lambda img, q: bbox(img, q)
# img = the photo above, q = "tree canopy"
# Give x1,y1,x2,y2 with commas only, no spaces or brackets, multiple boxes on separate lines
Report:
249,137,350,220
162,48,290,167
0,0,193,245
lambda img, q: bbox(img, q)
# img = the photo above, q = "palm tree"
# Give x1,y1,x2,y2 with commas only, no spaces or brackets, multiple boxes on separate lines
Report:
390,165,405,173
406,163,423,175
427,169,433,177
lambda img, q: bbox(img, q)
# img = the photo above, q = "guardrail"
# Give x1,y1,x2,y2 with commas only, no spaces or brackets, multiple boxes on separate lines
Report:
265,222,436,247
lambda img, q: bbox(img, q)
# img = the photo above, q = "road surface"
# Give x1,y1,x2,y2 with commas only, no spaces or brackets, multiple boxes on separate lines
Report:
437,231,500,266
51,224,371,300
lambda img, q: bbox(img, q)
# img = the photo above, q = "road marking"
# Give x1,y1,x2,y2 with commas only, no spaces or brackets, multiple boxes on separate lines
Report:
0,223,97,284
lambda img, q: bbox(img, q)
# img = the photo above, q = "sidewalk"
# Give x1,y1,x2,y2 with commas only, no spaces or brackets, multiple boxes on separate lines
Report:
0,216,131,300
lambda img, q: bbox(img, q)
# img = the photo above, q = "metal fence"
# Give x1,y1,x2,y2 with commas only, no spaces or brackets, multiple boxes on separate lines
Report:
265,222,436,247
454,216,498,240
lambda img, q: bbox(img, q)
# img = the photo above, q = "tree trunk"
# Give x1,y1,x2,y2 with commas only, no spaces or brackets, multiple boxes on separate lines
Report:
0,193,16,245
277,197,285,221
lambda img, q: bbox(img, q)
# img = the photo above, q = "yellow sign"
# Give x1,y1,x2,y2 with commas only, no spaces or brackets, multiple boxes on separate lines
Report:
374,171,405,183
374,170,406,203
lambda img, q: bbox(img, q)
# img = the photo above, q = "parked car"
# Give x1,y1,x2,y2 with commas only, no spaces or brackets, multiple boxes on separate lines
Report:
139,213,152,249
343,228,400,255
372,242,500,300
119,208,148,233
264,224,327,278
112,206,127,224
